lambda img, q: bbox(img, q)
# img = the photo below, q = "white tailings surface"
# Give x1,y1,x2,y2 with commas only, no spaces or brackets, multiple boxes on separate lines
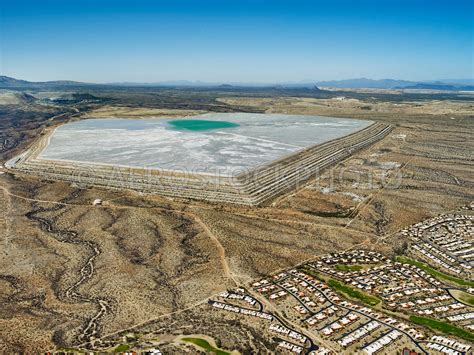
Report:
39,113,372,176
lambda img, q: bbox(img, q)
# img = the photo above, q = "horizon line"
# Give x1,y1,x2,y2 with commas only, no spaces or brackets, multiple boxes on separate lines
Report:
1,74,474,86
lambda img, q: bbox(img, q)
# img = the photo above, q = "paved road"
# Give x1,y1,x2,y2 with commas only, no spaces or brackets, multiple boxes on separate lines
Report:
288,270,428,354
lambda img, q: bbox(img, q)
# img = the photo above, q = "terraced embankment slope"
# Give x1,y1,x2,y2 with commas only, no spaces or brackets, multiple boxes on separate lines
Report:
7,122,392,205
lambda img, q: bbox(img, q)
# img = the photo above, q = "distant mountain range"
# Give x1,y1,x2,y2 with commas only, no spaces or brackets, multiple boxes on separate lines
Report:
0,75,91,88
313,78,474,91
314,78,416,89
0,75,473,91
394,82,474,91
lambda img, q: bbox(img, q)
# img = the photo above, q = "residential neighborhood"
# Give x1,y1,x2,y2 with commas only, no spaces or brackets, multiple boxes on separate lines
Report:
204,214,473,354
401,214,473,278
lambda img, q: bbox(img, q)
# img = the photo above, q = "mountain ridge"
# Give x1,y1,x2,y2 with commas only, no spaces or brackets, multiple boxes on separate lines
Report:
1,75,473,91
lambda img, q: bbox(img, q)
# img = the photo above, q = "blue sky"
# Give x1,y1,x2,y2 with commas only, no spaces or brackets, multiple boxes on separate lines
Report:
0,0,472,83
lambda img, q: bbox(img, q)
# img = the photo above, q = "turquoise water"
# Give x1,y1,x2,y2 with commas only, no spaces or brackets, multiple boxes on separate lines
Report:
168,119,239,131
40,113,372,175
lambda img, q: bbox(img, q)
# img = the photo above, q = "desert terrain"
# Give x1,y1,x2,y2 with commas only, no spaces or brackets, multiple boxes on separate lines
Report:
0,87,472,353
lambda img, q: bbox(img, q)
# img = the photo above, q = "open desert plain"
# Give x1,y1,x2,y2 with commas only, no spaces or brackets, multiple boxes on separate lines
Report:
0,82,473,354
